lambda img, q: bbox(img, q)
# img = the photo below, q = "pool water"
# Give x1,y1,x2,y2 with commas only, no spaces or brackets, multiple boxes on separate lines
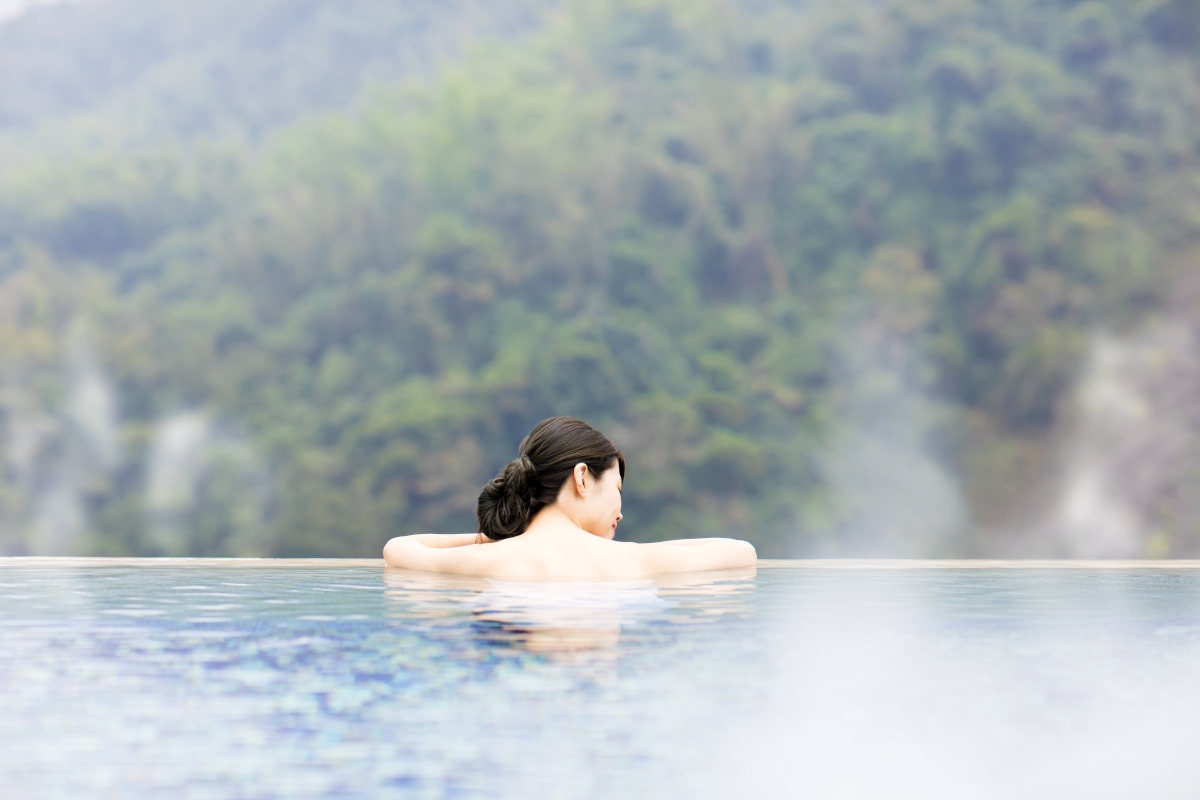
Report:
3,561,1200,799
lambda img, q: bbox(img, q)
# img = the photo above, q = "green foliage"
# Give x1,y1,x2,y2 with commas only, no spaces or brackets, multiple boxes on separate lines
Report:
2,0,1200,556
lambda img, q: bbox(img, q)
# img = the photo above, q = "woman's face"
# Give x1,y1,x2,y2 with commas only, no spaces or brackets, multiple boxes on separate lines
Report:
581,460,623,540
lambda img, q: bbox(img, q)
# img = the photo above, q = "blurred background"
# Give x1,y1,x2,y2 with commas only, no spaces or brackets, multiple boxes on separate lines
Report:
1,0,1198,558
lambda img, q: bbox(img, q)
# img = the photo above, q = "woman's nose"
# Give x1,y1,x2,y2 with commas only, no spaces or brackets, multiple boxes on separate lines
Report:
616,512,623,521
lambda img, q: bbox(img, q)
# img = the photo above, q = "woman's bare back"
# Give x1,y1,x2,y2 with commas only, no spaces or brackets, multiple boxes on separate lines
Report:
382,524,756,579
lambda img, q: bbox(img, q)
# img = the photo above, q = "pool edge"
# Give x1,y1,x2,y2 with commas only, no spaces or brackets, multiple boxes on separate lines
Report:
5,557,1200,569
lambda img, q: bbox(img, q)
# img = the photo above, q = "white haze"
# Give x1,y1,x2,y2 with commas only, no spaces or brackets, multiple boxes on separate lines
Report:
146,411,212,521
687,576,1200,800
66,333,120,471
145,411,272,556
816,311,967,557
0,0,75,26
0,322,271,556
1052,321,1200,558
820,309,1200,558
1,328,118,555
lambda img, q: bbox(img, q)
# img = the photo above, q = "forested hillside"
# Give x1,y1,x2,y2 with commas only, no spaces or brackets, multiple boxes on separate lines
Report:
2,0,1200,557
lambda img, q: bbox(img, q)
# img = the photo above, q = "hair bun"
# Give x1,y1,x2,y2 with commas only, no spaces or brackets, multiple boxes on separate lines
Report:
502,454,537,498
477,455,539,540
518,453,536,477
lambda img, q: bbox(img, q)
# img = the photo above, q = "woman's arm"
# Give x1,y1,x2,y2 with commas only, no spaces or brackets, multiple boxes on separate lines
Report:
636,537,757,575
382,534,489,571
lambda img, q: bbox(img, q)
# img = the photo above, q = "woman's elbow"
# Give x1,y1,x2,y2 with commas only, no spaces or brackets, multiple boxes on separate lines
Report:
382,536,410,567
735,540,757,566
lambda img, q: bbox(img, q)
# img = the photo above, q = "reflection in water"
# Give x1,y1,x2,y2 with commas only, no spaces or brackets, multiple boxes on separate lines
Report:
382,567,756,660
465,580,663,658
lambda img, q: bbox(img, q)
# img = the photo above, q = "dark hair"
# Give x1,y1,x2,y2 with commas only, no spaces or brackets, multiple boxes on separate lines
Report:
476,417,625,541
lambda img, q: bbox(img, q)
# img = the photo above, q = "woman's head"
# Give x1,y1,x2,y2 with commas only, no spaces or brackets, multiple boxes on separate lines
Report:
477,417,625,541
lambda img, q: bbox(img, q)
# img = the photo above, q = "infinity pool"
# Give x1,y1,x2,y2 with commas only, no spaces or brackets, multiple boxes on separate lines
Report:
3,559,1200,799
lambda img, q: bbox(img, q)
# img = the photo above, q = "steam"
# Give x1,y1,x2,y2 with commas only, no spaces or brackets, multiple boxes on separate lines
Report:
1,328,118,555
823,305,1200,558
816,260,968,557
821,418,967,557
687,575,1200,800
65,334,120,471
146,412,211,519
146,411,273,557
1052,322,1199,558
0,0,76,26
0,324,272,556
0,394,57,554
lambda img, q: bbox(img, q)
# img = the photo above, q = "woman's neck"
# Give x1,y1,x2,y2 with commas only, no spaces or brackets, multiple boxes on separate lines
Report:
525,504,584,536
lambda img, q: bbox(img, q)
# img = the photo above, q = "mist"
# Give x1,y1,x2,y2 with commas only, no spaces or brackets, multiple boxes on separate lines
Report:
686,570,1200,799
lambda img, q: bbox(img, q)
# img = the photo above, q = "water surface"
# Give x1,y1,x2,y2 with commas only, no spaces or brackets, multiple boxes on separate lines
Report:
3,561,1200,799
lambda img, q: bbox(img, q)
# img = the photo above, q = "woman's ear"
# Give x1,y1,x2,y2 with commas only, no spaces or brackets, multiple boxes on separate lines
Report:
573,462,589,495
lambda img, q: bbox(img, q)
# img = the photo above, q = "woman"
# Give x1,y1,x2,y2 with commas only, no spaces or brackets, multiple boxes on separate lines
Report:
382,417,756,578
